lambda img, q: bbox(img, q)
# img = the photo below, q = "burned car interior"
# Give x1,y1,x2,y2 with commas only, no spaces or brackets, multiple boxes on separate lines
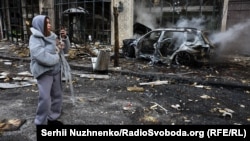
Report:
122,27,214,67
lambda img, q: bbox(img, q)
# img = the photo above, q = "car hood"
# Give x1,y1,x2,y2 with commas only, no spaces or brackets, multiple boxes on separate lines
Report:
133,22,152,35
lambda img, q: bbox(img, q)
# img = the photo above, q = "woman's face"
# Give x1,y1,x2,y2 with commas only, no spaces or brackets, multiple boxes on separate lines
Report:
46,18,51,32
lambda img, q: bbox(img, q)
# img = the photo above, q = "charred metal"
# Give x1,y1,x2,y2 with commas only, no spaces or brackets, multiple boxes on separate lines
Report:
122,26,215,67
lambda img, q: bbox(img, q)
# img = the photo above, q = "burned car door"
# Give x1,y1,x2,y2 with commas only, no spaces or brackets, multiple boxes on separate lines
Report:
158,31,177,56
156,31,185,64
138,31,162,55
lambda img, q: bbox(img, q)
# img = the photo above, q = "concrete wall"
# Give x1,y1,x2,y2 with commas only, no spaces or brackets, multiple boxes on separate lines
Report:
111,0,134,46
40,0,55,30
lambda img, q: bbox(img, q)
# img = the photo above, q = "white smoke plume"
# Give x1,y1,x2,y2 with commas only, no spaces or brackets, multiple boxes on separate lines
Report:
209,19,250,55
134,3,159,29
133,2,250,56
134,1,206,30
175,16,206,30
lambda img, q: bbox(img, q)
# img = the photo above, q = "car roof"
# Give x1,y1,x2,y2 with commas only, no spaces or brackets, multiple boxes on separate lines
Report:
151,27,200,32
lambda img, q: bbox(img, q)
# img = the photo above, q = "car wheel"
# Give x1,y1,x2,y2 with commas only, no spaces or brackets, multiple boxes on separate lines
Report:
123,45,135,58
174,51,194,66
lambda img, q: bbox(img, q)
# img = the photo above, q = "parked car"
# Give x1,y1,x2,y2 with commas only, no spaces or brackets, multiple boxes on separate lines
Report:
122,27,215,66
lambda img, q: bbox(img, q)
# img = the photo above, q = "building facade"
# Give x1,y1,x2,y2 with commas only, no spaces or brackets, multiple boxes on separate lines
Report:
0,0,249,45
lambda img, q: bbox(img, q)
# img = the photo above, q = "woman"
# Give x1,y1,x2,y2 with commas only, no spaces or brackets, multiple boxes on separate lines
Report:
29,15,71,125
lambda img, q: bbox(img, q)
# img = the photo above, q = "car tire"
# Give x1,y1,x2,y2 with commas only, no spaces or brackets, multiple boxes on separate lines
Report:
174,51,194,66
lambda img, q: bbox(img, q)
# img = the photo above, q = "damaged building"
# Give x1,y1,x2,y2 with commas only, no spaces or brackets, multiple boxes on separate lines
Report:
0,0,249,46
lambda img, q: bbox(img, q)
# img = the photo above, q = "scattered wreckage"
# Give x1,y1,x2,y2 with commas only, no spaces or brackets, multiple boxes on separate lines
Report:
122,27,215,66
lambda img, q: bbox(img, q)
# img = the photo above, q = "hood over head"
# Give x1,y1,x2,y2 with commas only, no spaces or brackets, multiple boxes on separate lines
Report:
32,15,48,35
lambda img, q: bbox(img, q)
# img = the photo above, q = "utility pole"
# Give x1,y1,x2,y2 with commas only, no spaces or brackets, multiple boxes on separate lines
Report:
113,6,119,67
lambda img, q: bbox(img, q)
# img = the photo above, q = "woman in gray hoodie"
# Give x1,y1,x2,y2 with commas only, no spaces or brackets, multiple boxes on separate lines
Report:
29,15,70,125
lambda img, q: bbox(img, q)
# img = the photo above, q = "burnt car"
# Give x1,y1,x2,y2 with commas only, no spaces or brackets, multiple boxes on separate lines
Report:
122,27,215,66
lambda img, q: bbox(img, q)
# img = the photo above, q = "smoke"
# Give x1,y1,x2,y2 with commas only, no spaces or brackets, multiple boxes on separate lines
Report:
134,3,160,29
175,17,250,56
134,1,206,30
209,19,250,55
133,3,250,56
175,16,206,30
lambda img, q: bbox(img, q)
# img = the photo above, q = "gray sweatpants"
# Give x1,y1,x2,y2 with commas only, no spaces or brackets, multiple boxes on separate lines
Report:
34,72,62,125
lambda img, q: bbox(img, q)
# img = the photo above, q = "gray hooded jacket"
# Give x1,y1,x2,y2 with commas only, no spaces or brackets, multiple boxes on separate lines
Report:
29,15,70,78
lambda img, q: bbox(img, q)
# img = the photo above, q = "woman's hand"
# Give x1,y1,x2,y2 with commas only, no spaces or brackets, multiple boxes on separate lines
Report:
56,39,65,53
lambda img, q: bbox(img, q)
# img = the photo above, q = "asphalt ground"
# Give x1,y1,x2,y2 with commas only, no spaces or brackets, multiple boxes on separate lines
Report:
0,40,250,141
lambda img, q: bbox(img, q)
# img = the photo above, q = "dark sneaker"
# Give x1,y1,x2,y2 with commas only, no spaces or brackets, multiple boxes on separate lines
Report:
47,120,64,125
